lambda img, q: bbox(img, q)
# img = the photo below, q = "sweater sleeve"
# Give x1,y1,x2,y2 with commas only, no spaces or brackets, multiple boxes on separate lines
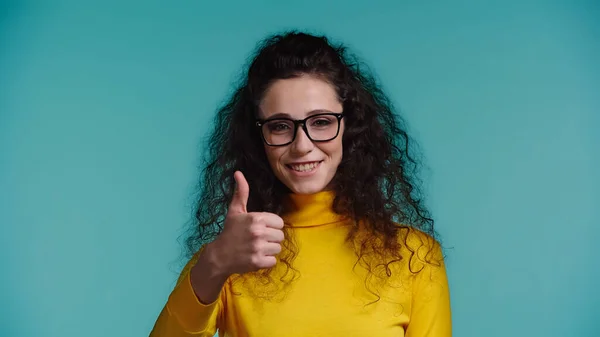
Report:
149,250,224,337
405,240,452,337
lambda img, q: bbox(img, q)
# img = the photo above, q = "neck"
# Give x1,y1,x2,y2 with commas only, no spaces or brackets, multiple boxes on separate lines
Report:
282,190,347,227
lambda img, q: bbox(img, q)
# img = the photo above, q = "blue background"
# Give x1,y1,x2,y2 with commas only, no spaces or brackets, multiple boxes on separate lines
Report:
1,1,598,336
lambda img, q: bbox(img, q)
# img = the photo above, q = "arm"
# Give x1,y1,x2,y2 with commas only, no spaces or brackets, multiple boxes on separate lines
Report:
149,244,228,337
405,241,452,337
150,171,283,336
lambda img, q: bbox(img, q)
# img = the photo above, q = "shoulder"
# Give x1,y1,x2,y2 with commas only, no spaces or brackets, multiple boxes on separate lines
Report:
396,225,445,272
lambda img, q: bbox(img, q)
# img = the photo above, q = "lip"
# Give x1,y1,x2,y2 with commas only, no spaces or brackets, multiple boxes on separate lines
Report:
286,160,323,177
287,160,322,165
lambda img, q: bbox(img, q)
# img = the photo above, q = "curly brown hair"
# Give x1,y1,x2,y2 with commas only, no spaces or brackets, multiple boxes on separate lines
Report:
185,31,438,292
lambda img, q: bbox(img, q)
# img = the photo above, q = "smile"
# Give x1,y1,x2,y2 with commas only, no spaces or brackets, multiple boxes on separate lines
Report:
287,161,323,172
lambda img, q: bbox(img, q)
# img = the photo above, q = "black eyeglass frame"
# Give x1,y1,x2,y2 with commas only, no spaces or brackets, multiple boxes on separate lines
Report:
255,112,344,147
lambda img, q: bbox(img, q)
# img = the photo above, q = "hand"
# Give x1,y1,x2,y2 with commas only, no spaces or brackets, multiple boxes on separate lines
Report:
210,171,285,276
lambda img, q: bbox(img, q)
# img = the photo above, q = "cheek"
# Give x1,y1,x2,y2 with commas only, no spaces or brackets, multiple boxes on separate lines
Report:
334,141,344,162
334,134,344,155
263,146,284,169
321,138,344,162
334,125,345,160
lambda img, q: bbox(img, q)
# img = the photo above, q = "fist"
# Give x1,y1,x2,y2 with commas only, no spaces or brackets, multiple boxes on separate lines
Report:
211,171,285,275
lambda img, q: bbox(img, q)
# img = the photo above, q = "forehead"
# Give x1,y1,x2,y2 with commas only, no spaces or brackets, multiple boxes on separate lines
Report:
258,75,342,119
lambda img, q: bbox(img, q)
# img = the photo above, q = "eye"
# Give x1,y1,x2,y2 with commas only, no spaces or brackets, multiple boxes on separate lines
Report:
310,117,334,127
315,119,331,126
266,121,292,132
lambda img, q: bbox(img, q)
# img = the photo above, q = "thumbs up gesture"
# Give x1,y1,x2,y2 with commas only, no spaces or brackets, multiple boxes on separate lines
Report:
211,171,285,275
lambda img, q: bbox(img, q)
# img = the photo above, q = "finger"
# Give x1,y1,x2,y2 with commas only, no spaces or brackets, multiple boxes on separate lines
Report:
262,242,282,256
259,213,285,229
263,228,284,243
255,255,277,269
229,171,249,214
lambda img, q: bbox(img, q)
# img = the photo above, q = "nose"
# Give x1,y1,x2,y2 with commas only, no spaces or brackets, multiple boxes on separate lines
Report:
289,125,314,155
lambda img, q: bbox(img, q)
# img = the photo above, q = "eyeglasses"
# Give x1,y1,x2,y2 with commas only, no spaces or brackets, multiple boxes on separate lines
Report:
256,112,344,147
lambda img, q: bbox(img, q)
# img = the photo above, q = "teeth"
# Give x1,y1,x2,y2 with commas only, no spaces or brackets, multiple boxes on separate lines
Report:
290,162,319,172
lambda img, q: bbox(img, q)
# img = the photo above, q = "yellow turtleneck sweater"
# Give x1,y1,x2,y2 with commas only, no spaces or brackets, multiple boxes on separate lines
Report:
150,191,451,336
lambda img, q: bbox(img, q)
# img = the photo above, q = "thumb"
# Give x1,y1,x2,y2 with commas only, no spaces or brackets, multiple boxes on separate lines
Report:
229,171,249,214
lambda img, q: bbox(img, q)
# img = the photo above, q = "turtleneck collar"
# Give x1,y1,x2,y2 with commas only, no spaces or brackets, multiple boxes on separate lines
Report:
282,190,347,228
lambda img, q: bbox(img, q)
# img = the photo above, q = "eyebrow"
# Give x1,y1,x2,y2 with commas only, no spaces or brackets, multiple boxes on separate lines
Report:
262,109,336,120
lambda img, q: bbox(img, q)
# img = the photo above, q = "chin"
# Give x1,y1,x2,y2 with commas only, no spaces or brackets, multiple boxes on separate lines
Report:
281,174,328,195
288,183,326,195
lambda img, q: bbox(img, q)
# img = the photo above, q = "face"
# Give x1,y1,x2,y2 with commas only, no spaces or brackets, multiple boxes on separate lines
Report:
258,75,344,194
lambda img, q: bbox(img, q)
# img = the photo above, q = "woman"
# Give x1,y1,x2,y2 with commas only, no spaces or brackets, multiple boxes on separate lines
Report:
151,31,451,336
